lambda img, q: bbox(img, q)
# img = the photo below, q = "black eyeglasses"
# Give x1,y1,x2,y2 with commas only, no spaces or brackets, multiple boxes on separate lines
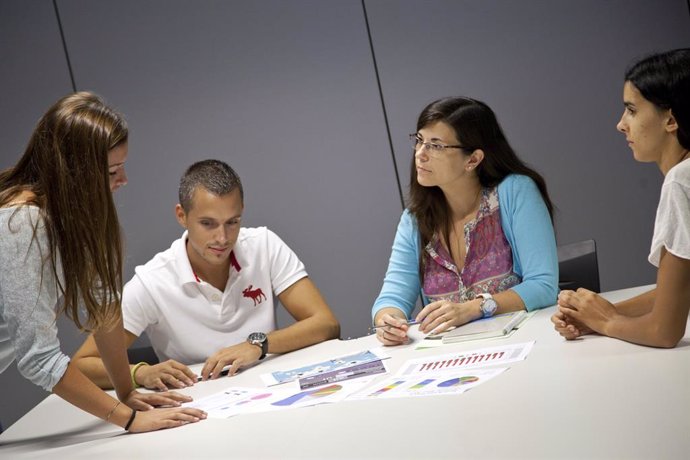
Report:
409,134,472,155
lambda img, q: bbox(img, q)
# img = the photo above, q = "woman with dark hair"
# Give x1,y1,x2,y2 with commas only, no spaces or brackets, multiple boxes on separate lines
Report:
0,92,205,432
553,49,690,348
372,97,558,345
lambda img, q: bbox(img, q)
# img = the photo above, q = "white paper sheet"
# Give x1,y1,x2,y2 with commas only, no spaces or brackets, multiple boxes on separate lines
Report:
182,387,287,418
184,378,377,418
397,341,534,376
349,368,507,400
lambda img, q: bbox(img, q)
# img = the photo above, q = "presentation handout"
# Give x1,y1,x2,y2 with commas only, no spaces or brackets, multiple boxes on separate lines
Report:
184,378,375,418
182,387,286,419
299,359,387,390
260,348,389,386
397,341,534,376
349,368,507,401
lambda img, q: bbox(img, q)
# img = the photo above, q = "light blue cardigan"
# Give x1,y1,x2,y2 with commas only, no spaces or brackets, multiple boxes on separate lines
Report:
372,174,558,320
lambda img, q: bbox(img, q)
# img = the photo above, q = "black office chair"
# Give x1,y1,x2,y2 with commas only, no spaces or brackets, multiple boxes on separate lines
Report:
127,346,160,365
557,239,600,292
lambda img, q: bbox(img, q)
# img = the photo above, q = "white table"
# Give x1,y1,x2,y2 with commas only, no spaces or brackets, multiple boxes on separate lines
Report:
1,285,689,459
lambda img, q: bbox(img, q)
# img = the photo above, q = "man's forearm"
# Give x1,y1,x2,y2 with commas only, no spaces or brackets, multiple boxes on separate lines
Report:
74,324,139,391
265,314,340,354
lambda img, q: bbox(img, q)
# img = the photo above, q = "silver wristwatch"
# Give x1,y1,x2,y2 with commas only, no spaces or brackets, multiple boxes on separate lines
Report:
478,293,498,318
247,332,268,360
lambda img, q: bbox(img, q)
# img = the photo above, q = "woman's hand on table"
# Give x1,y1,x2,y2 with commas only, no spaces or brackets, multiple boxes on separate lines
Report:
374,311,411,346
416,298,482,335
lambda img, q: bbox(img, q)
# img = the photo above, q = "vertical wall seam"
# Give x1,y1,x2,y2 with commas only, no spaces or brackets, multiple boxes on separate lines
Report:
361,0,406,211
52,0,77,92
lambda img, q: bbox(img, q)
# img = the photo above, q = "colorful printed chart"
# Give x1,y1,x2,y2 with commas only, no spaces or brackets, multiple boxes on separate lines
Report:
270,377,375,410
349,368,507,400
261,349,388,386
272,384,343,406
186,344,532,417
183,387,284,419
396,341,534,376
437,376,479,387
186,378,376,418
299,359,387,390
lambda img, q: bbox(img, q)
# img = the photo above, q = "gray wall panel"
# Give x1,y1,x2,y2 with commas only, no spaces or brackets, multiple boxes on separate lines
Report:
56,0,402,341
366,0,690,291
0,0,73,168
0,0,76,432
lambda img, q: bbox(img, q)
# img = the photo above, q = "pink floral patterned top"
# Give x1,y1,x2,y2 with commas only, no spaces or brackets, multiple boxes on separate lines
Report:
422,187,520,303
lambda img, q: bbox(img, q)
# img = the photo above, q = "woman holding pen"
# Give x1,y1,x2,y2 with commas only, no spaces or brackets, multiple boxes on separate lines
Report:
0,92,206,432
372,96,558,345
553,49,690,348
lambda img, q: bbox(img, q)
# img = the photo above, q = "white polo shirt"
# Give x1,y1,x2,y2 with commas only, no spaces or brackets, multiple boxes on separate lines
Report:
122,227,307,364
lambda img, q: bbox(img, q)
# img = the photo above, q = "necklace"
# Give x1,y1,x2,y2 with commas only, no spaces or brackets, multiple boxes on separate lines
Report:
451,188,482,271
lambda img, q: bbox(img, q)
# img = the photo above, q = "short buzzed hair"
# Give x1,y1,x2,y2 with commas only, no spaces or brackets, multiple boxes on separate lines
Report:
178,159,243,211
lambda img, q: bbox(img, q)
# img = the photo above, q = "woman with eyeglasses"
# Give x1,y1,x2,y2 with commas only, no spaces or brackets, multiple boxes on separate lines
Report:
0,92,206,433
553,49,690,348
372,97,558,345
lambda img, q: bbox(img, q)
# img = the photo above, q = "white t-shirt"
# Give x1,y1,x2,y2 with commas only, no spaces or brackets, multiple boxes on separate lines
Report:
649,158,690,267
122,227,307,364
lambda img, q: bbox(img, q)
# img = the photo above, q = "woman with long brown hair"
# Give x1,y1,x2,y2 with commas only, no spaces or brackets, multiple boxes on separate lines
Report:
0,92,205,432
372,97,558,345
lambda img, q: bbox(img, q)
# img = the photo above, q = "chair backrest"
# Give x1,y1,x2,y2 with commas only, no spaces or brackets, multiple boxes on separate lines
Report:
557,239,600,292
127,346,160,365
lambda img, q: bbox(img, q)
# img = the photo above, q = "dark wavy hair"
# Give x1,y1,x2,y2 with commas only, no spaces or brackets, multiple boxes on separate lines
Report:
408,96,554,276
625,48,690,150
0,92,127,331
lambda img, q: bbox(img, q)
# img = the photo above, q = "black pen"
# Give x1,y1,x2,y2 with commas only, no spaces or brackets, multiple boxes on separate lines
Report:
197,368,230,381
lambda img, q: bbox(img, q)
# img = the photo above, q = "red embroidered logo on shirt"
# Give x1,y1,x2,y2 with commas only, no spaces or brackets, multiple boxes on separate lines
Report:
242,285,266,306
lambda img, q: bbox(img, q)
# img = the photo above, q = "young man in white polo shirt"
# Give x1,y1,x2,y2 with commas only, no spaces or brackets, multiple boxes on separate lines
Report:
75,160,340,391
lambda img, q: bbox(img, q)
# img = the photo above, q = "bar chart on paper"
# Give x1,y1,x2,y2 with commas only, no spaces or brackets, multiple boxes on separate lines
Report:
396,341,534,376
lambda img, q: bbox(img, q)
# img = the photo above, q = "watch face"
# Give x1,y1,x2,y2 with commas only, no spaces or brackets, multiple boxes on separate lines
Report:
248,332,266,343
481,298,498,316
247,332,268,360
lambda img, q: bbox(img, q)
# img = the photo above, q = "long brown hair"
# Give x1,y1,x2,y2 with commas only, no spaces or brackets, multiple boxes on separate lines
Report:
408,97,554,278
0,92,127,331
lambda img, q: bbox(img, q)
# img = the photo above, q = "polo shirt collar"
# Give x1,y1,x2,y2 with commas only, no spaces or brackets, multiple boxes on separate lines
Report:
229,251,242,273
175,231,198,285
229,229,248,273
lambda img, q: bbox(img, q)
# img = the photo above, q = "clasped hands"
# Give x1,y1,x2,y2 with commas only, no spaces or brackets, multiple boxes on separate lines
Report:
134,341,263,391
376,298,482,346
551,288,616,339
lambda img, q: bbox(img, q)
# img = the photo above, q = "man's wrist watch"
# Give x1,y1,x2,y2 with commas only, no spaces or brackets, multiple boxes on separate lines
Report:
478,293,498,318
247,332,268,360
